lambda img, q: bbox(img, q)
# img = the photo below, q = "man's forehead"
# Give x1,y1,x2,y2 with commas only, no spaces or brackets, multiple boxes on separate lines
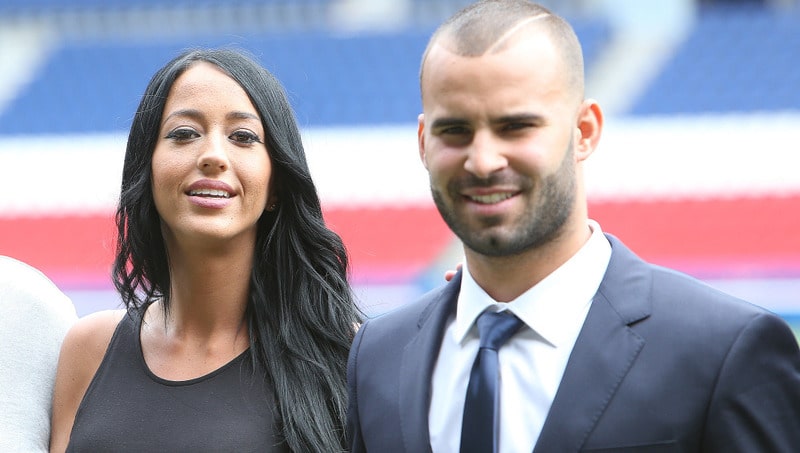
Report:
437,13,551,58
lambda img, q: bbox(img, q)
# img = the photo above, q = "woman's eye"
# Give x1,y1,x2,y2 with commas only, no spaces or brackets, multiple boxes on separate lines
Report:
164,128,198,141
230,130,262,144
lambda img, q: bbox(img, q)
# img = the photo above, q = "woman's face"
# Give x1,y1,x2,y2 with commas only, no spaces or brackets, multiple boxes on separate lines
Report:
151,61,274,251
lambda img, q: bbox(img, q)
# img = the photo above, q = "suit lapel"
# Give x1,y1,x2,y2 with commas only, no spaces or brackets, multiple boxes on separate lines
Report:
398,273,461,453
534,235,651,452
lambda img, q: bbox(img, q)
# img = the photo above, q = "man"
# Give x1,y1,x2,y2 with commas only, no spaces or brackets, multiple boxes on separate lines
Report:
346,1,800,452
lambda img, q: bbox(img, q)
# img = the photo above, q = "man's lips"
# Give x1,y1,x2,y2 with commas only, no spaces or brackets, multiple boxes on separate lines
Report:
465,192,516,204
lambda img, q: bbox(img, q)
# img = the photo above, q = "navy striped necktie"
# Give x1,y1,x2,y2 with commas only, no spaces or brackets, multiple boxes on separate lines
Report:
460,310,524,453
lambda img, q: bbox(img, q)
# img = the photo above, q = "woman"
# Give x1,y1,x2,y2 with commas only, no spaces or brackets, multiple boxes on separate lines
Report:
50,48,362,452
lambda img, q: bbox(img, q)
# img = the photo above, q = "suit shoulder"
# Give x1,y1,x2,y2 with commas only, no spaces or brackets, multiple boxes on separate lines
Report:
649,264,765,316
640,264,793,347
358,283,453,344
602,237,783,342
368,285,447,326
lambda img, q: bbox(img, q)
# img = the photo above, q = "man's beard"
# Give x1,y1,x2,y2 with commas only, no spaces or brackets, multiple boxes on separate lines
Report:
431,149,576,258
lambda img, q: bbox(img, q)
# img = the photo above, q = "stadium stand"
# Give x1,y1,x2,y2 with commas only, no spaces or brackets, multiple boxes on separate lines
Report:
0,0,332,15
630,4,800,115
0,21,610,134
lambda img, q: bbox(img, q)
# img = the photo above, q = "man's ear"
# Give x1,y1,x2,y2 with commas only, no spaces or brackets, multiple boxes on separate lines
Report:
575,99,603,162
418,113,428,169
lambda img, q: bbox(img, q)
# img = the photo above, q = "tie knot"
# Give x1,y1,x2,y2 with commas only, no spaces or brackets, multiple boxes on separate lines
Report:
476,310,523,350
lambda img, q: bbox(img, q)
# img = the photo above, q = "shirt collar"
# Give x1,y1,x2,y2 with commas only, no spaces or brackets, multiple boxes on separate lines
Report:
454,220,612,346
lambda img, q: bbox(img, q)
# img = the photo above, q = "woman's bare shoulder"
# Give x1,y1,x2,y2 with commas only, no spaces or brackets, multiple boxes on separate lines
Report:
50,308,128,452
71,308,127,332
59,309,127,369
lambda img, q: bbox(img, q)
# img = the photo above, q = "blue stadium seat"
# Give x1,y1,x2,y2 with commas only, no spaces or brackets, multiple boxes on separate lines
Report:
0,16,609,135
0,0,331,16
629,5,800,115
0,31,430,134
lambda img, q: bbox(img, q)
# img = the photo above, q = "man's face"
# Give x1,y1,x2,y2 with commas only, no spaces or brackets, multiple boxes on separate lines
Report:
418,29,581,257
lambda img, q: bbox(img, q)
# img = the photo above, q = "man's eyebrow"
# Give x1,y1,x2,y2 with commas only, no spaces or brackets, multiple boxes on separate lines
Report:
429,113,545,130
491,113,545,125
430,117,470,130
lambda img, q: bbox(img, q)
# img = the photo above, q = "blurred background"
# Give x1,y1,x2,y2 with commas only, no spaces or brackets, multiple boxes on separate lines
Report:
0,0,798,338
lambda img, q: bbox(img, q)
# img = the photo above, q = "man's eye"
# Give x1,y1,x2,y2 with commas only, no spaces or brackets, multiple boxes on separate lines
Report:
440,126,470,135
503,123,531,132
164,128,198,140
230,130,262,144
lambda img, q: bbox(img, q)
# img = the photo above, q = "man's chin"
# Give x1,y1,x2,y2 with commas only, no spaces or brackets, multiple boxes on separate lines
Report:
461,233,521,258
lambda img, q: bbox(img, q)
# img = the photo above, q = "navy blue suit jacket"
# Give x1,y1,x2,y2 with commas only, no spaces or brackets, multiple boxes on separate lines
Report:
347,235,800,452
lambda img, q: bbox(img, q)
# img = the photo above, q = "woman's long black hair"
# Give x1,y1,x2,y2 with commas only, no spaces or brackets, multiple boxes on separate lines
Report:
112,48,362,452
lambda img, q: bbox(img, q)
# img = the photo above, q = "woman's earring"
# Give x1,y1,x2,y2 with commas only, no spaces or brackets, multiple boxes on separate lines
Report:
267,202,278,211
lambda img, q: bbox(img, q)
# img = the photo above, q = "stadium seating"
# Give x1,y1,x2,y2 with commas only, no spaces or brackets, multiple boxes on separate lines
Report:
0,0,331,16
630,5,800,115
0,21,609,134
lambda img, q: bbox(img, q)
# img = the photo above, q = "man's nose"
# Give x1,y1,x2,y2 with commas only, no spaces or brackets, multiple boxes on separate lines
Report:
463,131,508,178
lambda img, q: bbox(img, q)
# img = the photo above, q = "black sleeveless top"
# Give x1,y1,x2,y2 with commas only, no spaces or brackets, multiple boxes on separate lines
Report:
67,305,291,452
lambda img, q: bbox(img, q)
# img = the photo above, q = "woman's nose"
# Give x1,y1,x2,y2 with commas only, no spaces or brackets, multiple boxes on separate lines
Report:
197,135,229,172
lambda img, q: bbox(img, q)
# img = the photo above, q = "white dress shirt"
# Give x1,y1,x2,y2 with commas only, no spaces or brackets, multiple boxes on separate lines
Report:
428,220,612,453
